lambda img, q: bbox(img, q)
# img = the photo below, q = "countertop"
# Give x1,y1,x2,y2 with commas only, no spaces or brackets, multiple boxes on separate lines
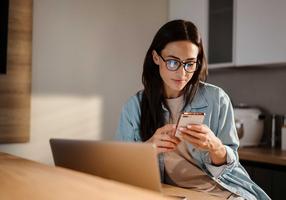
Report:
238,147,286,166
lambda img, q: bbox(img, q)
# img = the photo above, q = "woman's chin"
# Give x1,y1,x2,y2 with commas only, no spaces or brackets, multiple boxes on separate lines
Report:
173,84,186,91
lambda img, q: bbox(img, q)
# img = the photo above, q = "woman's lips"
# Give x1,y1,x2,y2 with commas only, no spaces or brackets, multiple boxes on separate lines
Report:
172,79,186,84
173,79,186,82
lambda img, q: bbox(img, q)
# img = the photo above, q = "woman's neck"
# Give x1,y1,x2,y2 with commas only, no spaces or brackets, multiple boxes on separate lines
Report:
164,89,184,99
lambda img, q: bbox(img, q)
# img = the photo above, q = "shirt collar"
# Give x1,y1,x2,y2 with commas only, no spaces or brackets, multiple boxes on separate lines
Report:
187,86,208,110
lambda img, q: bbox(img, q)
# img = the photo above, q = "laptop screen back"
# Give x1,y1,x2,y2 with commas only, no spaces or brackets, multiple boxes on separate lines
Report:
50,139,162,192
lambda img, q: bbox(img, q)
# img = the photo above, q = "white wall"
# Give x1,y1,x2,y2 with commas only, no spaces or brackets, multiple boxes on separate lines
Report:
0,0,167,164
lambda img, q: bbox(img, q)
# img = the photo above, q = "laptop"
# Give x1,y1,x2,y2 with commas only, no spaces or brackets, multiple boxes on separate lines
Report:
49,138,162,192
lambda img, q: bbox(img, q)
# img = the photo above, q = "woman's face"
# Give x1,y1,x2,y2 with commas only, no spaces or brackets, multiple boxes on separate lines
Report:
152,41,199,98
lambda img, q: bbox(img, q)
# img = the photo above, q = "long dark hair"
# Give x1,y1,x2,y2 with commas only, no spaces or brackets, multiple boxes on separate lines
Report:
140,19,208,141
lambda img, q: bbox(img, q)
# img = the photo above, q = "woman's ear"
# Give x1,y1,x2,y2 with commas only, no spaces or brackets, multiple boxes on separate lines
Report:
152,50,160,65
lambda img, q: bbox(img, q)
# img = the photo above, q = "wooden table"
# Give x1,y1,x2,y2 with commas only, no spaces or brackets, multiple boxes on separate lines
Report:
0,152,221,200
162,184,222,200
238,147,286,166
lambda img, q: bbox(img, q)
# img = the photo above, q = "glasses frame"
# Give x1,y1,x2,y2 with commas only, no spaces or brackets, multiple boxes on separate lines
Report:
157,53,198,73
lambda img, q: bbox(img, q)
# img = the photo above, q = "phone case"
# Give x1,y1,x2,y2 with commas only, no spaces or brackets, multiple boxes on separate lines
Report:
175,112,205,138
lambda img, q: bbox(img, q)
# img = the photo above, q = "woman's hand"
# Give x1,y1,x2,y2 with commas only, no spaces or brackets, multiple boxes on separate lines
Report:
179,124,227,165
146,124,181,154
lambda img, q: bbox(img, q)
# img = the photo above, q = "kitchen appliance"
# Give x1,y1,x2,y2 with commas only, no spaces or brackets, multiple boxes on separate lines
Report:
233,107,264,147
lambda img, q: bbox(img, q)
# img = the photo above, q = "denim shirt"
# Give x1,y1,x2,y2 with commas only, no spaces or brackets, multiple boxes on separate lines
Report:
115,82,270,200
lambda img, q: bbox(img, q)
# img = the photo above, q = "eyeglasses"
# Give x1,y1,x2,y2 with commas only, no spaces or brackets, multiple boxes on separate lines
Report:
157,53,198,73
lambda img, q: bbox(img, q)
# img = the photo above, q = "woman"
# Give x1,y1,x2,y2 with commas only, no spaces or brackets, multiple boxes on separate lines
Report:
116,20,270,200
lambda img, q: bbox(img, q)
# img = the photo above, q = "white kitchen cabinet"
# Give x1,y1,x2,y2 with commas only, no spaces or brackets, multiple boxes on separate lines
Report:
235,0,286,66
168,0,286,68
168,0,210,64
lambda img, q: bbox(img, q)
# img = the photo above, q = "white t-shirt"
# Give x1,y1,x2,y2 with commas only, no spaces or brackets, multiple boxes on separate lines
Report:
164,95,232,199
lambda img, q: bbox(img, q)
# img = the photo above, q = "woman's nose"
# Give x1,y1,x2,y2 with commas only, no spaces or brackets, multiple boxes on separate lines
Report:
176,64,187,76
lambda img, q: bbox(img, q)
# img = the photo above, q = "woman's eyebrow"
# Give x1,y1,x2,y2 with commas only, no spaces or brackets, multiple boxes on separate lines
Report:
166,55,197,61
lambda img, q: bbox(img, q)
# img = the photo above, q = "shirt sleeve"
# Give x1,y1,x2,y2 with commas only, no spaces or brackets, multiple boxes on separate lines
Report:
204,146,236,178
115,95,141,142
203,89,239,178
115,104,133,141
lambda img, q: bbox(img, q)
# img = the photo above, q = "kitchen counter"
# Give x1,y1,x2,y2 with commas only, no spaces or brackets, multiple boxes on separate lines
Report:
238,147,286,199
238,147,286,166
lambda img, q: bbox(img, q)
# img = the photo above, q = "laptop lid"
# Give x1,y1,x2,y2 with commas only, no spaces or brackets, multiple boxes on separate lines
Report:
49,138,162,192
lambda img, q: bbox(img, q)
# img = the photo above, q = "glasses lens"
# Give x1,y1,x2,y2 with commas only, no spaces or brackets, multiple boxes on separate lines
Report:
166,60,180,71
184,62,197,72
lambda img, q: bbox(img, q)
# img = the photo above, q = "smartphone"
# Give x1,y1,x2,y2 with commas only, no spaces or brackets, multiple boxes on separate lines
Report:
175,112,205,138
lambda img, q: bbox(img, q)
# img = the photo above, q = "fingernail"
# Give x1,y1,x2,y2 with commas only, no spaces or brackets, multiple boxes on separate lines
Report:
187,125,192,128
179,127,185,131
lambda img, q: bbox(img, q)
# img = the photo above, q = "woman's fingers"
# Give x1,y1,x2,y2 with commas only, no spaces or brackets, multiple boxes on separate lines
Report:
156,137,178,153
153,134,179,149
187,124,208,133
178,127,203,140
157,124,176,135
160,134,180,145
179,124,220,151
182,133,205,147
156,147,176,154
146,124,181,154
157,140,177,148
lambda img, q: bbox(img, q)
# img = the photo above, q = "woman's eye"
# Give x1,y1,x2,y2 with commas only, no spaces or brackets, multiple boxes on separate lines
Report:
185,62,195,68
167,60,180,68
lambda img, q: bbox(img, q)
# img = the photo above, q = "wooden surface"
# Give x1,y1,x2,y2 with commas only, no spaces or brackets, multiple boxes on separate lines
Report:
0,152,222,200
239,147,286,166
0,152,171,200
162,184,222,200
0,0,32,143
